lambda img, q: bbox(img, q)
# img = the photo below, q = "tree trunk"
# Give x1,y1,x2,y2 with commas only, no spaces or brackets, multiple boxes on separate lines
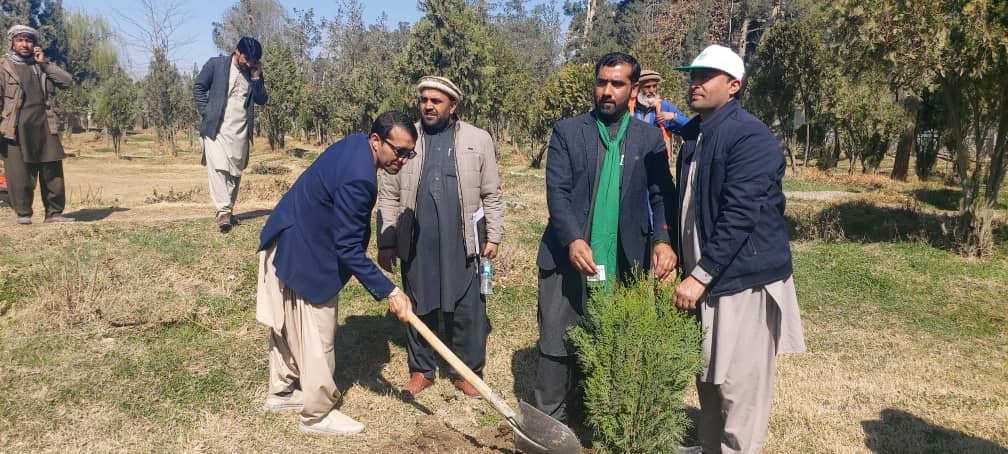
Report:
985,77,1008,207
802,123,810,172
890,107,919,181
783,138,797,176
583,0,596,49
530,143,547,168
940,79,969,186
736,16,750,59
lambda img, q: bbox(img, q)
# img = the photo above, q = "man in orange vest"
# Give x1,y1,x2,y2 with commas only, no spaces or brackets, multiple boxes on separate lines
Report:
629,69,689,158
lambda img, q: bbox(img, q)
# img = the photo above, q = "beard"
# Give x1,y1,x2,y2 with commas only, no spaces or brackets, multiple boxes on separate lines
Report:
595,94,629,120
637,92,658,108
421,113,451,132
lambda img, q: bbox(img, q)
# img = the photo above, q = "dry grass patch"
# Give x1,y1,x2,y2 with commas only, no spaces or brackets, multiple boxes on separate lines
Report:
248,160,293,175
66,184,119,208
240,176,294,202
145,186,205,204
767,325,1008,453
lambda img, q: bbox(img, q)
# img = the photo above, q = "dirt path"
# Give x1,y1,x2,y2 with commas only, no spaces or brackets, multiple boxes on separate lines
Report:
785,190,858,201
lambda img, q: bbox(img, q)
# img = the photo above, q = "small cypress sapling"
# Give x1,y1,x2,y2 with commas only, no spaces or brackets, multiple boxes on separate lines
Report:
568,275,703,453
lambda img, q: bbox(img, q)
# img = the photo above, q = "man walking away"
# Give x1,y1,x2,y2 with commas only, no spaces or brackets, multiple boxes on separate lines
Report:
193,36,267,233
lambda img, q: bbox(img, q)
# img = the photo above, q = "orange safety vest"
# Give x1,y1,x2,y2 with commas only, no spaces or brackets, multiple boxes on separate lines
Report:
629,96,673,160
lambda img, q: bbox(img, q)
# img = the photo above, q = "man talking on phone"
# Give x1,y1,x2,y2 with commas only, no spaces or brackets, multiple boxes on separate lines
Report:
193,36,268,233
0,25,74,225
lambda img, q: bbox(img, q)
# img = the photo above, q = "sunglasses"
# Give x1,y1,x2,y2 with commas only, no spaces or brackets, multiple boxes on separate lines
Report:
384,139,416,159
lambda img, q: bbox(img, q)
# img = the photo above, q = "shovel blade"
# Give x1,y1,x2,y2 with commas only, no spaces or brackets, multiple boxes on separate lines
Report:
512,400,582,454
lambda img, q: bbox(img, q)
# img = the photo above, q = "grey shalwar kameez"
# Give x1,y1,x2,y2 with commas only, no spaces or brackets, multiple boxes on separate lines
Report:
680,134,806,454
403,122,486,380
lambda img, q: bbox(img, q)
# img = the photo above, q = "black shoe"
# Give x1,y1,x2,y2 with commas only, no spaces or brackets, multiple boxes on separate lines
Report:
217,212,232,233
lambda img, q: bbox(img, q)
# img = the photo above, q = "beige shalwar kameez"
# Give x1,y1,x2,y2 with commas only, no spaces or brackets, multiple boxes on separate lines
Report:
680,133,806,454
256,242,342,424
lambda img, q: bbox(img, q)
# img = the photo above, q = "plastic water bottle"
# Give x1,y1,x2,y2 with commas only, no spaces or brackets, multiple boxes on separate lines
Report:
479,257,493,295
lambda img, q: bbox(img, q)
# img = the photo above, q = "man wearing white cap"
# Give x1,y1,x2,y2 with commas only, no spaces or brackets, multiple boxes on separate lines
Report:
672,45,806,453
377,76,503,400
0,25,74,225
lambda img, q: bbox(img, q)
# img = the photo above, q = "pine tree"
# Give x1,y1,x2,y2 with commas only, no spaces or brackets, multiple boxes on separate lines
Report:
397,0,496,128
143,47,185,156
94,76,136,158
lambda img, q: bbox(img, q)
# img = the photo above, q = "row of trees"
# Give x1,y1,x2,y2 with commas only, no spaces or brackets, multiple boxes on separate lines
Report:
743,0,1007,255
5,0,1006,254
1,0,198,157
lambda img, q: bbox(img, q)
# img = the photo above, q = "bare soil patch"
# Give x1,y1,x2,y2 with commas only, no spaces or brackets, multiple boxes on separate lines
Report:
377,416,517,453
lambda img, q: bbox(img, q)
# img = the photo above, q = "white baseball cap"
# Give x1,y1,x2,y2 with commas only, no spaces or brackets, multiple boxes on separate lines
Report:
676,45,745,80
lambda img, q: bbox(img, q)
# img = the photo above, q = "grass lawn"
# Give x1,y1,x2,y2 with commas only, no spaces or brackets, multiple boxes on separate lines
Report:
1,132,1006,452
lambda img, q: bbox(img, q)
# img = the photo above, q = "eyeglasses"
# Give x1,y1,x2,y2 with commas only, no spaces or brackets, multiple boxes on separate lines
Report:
384,139,416,159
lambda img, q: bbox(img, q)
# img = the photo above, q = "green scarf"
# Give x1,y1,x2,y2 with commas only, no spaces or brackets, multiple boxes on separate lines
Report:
589,111,629,294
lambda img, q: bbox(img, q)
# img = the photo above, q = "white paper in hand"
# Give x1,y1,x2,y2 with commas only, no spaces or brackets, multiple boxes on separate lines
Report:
471,207,485,256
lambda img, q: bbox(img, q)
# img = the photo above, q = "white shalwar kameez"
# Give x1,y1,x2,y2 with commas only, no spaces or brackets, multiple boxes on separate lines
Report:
203,59,250,215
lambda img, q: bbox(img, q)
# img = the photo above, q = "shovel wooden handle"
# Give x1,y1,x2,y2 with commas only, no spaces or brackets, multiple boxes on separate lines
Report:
406,311,517,419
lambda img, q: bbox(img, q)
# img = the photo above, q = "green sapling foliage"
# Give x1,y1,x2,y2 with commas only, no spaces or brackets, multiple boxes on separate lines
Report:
569,275,704,453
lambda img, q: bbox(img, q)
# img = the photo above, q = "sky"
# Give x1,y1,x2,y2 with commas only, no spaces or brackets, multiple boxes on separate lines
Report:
61,0,428,77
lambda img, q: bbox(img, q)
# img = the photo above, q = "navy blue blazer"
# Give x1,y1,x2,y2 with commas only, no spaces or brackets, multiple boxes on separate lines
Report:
676,99,793,297
537,112,676,273
192,55,267,140
258,134,395,305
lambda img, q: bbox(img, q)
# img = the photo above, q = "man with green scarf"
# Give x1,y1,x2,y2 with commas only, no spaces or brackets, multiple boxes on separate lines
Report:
533,52,678,426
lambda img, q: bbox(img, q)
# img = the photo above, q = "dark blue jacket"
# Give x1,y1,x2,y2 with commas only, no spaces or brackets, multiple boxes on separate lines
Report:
538,112,675,273
258,134,395,305
192,55,267,140
676,99,793,297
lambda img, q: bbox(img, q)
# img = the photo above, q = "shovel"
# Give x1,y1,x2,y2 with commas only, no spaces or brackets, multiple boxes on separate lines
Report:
406,312,582,454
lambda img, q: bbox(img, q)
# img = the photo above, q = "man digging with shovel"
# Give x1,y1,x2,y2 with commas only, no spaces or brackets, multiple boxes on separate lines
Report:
255,112,415,436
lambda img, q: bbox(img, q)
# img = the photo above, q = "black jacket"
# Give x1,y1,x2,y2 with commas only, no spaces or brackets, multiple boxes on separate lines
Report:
676,99,793,297
192,55,267,140
538,112,676,274
536,112,676,356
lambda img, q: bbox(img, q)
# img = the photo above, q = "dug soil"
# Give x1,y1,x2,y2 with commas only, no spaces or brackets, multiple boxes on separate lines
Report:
378,415,517,453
